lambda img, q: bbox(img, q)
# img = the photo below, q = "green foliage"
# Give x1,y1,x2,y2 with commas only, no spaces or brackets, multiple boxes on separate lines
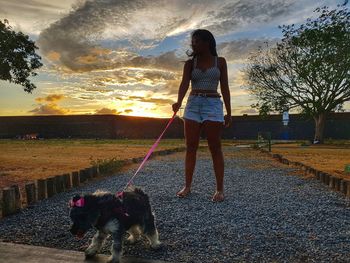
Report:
90,157,125,175
243,5,350,117
345,164,350,173
0,138,185,146
0,19,43,93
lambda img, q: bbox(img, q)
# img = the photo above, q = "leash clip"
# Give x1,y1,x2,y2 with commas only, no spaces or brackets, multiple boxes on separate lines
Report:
116,191,124,199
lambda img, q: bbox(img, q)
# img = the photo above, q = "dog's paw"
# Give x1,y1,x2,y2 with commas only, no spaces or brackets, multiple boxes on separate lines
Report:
125,235,137,244
106,256,120,263
150,241,162,250
84,247,98,259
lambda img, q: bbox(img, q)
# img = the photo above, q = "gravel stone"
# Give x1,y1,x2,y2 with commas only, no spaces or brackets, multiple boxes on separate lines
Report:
0,147,349,263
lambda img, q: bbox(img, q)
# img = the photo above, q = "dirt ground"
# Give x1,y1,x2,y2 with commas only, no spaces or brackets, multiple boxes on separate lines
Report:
1,139,349,189
0,139,190,189
270,143,350,179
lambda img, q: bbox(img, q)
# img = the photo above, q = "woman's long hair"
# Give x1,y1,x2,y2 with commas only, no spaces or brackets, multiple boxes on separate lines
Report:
186,29,218,58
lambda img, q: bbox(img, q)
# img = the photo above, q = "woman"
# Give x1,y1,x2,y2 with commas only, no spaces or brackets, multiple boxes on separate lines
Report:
172,29,232,202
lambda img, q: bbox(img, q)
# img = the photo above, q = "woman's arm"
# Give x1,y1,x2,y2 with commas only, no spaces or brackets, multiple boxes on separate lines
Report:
219,57,231,117
172,59,192,112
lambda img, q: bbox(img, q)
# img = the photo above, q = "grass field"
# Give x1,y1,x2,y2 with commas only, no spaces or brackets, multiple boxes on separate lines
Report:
1,138,349,189
0,139,190,189
270,143,350,179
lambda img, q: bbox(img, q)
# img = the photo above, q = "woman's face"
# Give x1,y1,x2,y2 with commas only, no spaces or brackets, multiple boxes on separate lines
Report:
191,36,208,54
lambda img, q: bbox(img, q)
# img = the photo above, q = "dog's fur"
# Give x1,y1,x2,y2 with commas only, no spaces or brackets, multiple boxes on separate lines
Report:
69,187,161,263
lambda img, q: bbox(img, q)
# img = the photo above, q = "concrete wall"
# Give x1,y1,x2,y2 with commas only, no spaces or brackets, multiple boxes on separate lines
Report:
0,112,349,140
222,113,350,140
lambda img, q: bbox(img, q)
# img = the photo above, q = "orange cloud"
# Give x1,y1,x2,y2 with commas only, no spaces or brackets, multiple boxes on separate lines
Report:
35,94,65,103
239,108,258,115
46,51,61,61
29,103,70,115
128,95,175,105
94,107,121,115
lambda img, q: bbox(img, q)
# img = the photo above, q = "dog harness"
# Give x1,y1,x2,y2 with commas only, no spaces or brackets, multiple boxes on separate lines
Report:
69,198,85,207
191,56,220,91
114,192,130,217
69,195,130,225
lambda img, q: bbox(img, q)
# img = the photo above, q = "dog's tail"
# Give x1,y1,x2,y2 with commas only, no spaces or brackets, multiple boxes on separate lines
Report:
134,187,150,204
125,185,150,204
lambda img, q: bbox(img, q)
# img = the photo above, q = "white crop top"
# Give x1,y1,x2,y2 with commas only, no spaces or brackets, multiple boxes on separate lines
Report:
191,56,220,91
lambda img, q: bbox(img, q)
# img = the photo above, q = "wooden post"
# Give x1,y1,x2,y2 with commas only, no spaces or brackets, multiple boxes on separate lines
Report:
281,158,289,165
72,171,80,187
309,168,316,176
295,162,301,167
55,175,65,193
308,167,313,175
123,159,133,165
60,174,67,191
315,170,321,180
345,180,350,197
323,173,330,185
47,177,57,198
11,185,22,211
158,150,166,156
63,173,72,189
37,179,47,200
85,167,93,180
2,187,17,216
320,172,330,186
92,166,98,177
133,157,143,163
25,182,37,205
79,169,87,183
329,176,335,189
98,165,104,176
340,180,348,195
319,172,325,183
301,164,307,175
334,177,341,191
0,190,2,218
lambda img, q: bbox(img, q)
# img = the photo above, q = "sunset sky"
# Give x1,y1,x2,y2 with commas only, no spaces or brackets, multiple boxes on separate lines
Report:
0,0,348,118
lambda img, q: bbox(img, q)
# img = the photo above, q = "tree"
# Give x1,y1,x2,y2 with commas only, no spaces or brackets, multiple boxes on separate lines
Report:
243,5,350,143
0,19,43,93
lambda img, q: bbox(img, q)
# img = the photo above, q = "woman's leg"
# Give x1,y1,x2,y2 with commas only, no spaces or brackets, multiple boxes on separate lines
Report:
177,118,201,197
203,120,224,202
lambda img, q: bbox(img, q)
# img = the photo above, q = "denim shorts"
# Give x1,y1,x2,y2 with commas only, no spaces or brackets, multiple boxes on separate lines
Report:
181,95,224,123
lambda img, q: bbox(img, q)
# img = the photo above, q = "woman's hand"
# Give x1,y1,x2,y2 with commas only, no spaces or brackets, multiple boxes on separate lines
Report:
224,114,232,128
172,101,181,113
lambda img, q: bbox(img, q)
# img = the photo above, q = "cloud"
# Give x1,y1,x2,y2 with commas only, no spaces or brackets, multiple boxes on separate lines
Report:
35,94,65,102
36,0,302,73
87,65,180,87
240,108,258,115
37,0,161,72
30,93,69,115
217,38,279,62
128,95,175,105
205,0,295,35
29,103,70,115
0,0,75,35
94,107,121,115
94,107,134,115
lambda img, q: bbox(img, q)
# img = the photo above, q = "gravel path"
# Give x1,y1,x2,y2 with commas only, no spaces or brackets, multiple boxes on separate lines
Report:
0,147,350,263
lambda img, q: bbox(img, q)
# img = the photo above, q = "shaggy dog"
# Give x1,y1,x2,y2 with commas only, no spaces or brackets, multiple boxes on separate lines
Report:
68,187,161,263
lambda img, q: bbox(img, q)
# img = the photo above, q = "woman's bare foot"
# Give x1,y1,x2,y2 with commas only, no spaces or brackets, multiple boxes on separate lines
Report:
212,191,224,202
176,187,191,198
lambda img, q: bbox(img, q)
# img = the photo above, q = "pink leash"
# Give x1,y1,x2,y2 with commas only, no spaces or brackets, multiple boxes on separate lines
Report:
120,111,178,192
